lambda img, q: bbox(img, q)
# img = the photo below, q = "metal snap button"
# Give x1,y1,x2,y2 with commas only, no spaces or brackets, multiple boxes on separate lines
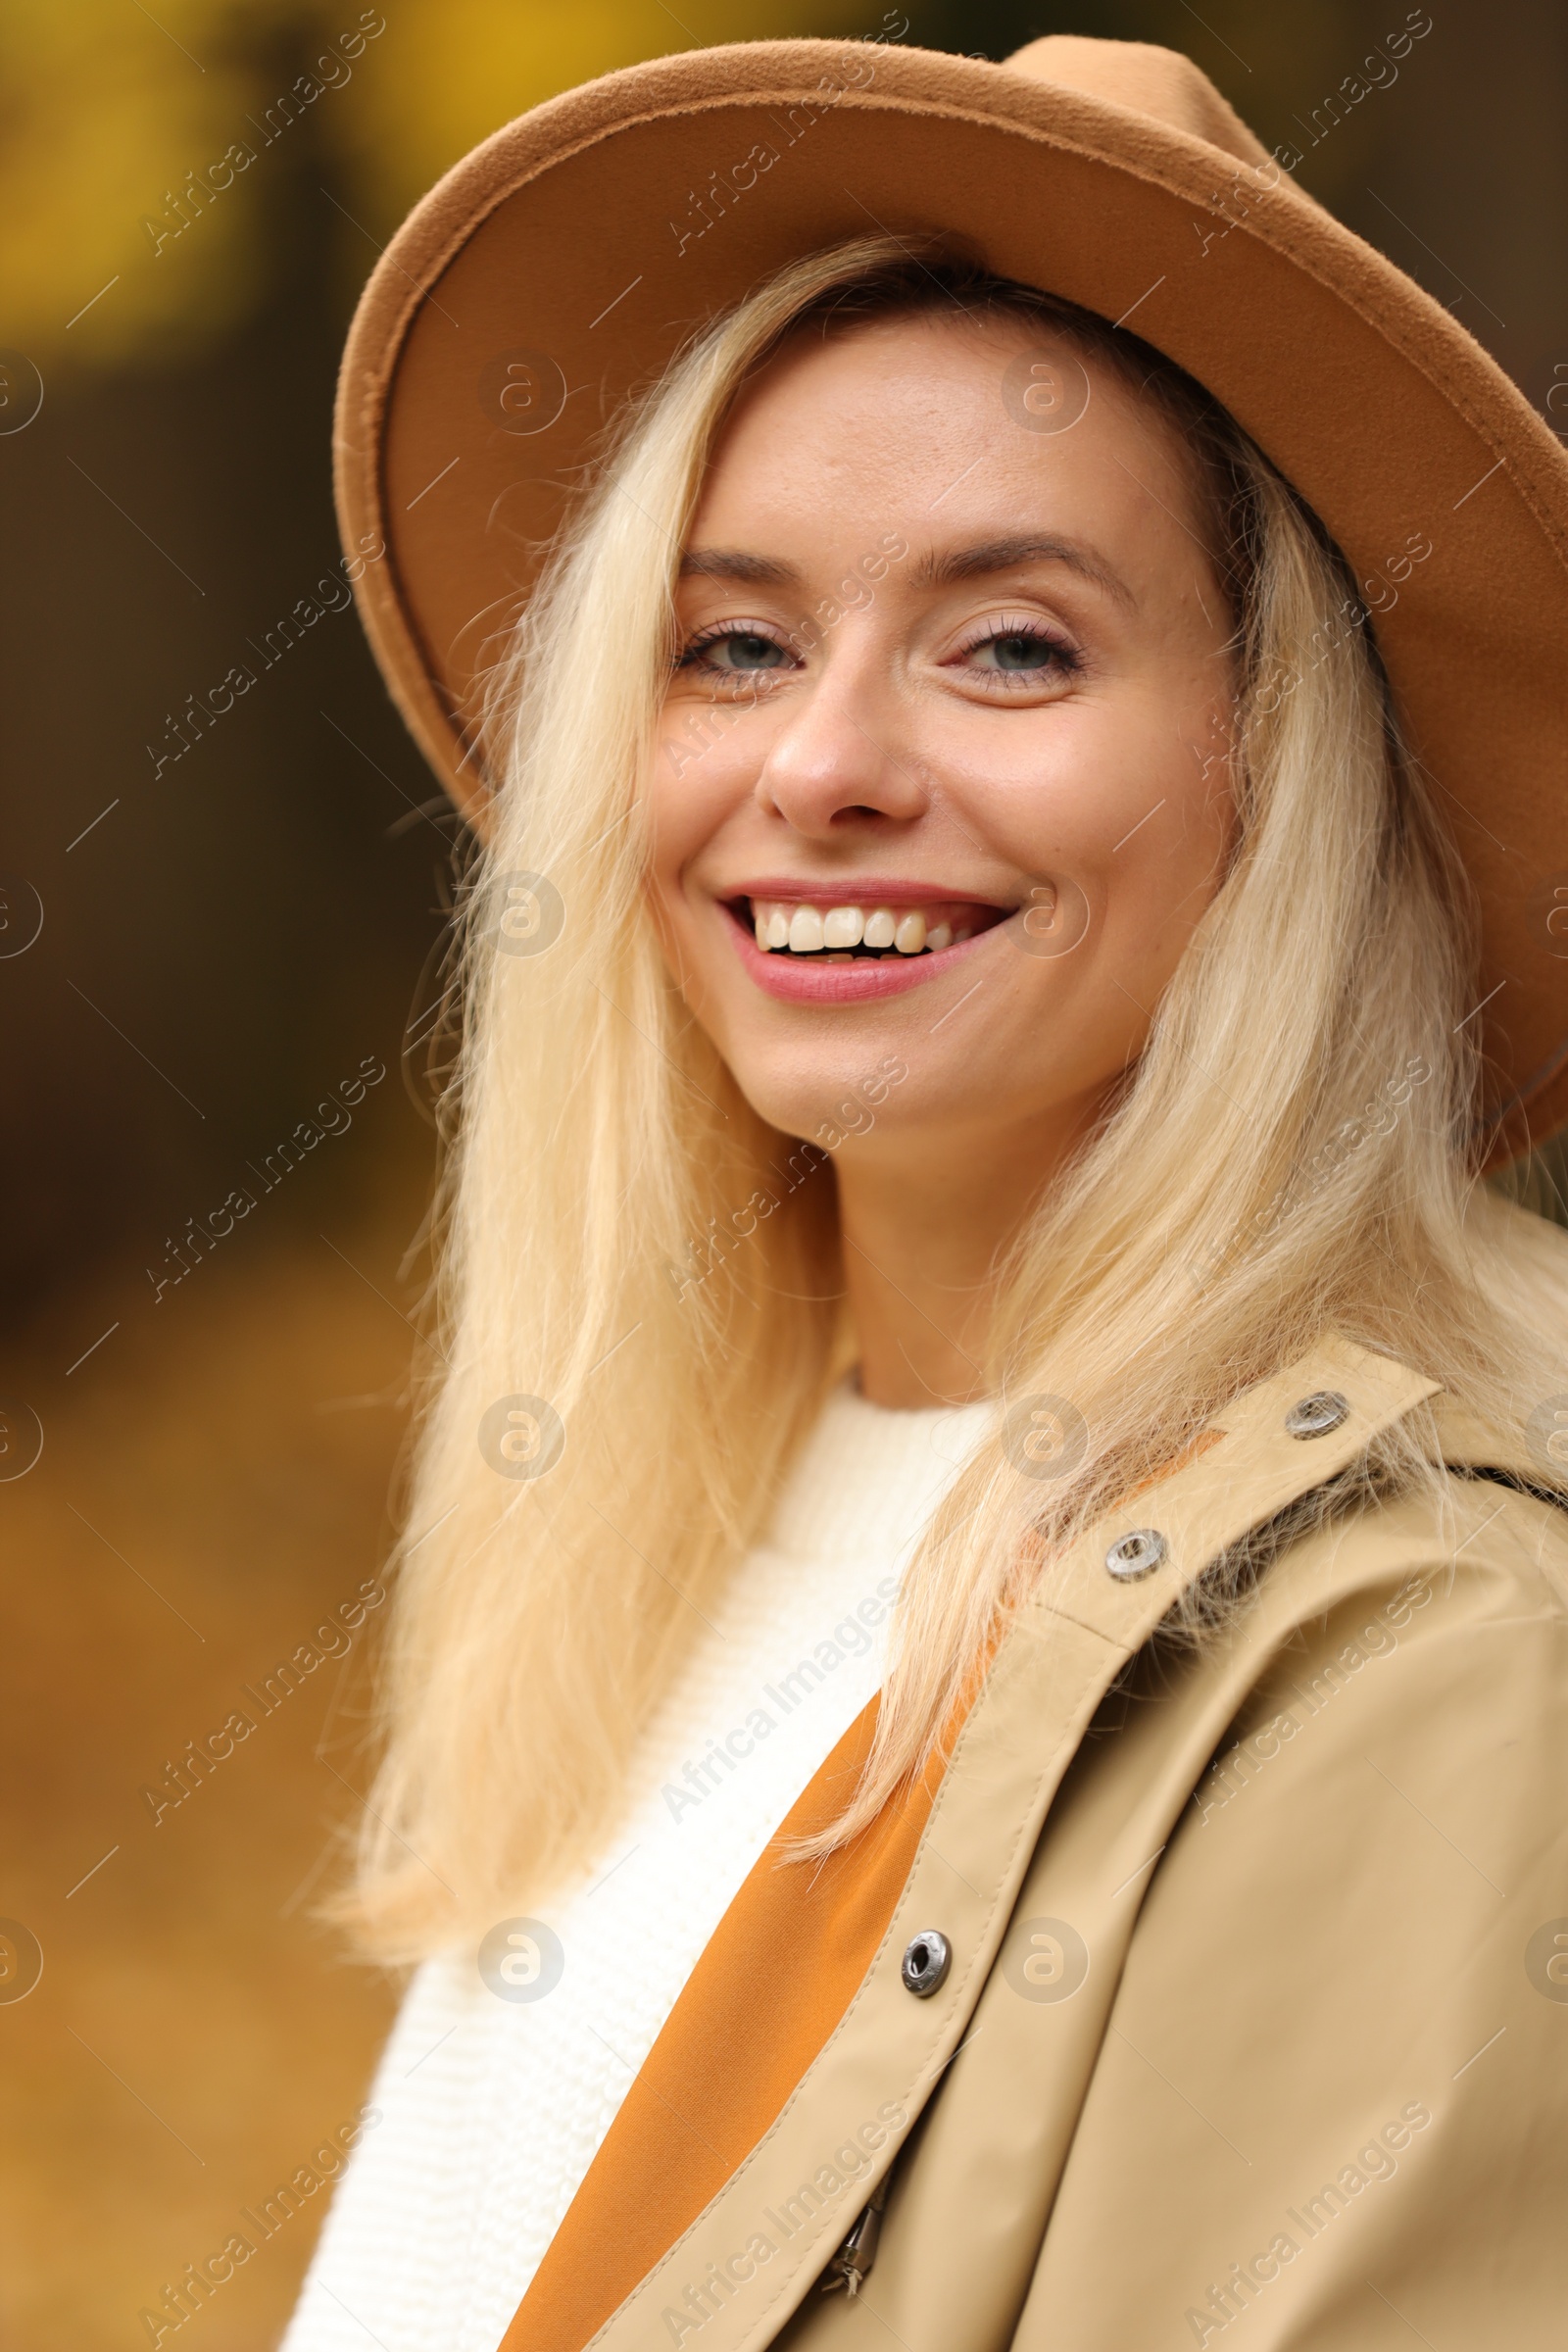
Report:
1103,1528,1167,1581
901,1930,951,1997
1284,1390,1349,1440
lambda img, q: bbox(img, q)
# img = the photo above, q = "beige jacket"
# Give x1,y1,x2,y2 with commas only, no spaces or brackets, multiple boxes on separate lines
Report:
501,1269,1568,2352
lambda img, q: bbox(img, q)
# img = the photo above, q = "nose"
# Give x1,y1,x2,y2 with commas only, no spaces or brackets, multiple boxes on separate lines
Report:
754,652,929,839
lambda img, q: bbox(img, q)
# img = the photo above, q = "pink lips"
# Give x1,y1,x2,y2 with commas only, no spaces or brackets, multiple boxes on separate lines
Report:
722,902,995,1004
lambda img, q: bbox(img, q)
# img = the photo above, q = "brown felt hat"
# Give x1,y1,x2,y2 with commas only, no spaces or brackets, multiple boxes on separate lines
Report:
333,32,1568,1158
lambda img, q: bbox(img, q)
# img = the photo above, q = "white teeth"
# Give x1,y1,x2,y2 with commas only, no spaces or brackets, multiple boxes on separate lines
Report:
750,898,983,956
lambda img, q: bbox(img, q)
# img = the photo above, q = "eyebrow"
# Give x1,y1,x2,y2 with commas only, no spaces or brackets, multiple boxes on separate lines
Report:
678,534,1136,609
678,549,800,585
908,533,1136,609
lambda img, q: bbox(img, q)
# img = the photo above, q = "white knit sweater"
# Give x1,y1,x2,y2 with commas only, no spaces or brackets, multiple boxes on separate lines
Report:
280,1381,993,2352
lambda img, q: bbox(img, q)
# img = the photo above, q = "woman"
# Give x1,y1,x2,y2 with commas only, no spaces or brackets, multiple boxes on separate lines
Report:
286,33,1568,2352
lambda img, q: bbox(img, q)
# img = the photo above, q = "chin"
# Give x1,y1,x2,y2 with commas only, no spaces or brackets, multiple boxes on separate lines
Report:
727,1063,865,1150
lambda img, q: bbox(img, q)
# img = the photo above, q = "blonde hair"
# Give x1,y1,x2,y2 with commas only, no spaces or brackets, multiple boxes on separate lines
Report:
337,238,1568,1959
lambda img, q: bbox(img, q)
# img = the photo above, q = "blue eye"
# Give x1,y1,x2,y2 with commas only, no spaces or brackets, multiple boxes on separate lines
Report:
959,621,1081,682
990,633,1056,670
681,627,791,673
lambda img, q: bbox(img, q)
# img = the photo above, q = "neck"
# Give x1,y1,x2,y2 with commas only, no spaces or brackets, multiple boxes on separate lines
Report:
832,1111,1086,1409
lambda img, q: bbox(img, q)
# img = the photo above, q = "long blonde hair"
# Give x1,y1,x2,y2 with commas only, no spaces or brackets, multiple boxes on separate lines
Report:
338,237,1568,1959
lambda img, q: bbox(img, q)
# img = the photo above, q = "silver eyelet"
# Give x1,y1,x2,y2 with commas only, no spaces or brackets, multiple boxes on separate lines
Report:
1104,1528,1167,1581
1284,1390,1350,1441
901,1931,952,1997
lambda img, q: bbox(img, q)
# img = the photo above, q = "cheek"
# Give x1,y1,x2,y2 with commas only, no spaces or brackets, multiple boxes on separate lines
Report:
645,724,742,900
964,694,1230,882
1100,817,1232,996
643,717,779,1005
966,700,1232,990
1107,745,1233,909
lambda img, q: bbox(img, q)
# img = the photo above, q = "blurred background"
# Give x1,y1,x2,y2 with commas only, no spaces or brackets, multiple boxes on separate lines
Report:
2,1,1565,2343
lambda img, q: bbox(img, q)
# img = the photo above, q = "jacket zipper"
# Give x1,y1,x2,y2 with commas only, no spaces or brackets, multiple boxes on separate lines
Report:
820,2176,891,2297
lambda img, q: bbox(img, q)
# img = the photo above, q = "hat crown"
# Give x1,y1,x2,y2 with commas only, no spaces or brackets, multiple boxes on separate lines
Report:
1003,34,1274,172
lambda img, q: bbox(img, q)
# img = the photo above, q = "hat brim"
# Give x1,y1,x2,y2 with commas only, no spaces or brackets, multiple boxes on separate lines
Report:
333,37,1568,1161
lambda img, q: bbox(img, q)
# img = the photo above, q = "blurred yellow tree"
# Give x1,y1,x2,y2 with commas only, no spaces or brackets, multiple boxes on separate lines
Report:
1,0,855,371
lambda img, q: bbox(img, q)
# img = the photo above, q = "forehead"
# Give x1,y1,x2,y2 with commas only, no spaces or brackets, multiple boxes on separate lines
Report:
693,308,1218,566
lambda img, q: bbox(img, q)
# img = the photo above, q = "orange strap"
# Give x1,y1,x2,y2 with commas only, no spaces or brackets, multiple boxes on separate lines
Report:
499,1697,946,2352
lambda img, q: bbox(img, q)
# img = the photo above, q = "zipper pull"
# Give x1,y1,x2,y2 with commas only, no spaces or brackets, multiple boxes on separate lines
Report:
820,2175,890,2296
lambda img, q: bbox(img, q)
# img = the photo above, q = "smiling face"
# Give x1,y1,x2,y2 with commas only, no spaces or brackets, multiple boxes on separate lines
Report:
648,308,1240,1188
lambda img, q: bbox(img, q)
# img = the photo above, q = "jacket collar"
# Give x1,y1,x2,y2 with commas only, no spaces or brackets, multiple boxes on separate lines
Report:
502,1336,1440,2352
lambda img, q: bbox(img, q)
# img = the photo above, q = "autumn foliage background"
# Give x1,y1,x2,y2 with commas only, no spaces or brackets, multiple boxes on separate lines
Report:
2,1,1566,2344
